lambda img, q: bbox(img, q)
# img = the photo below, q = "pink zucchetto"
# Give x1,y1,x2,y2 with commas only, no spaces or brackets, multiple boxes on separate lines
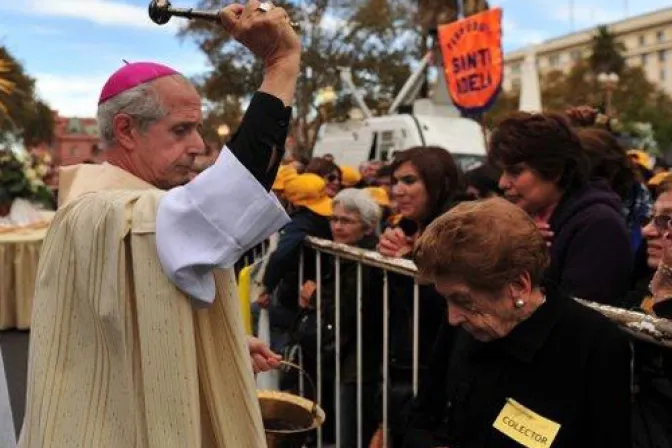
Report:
98,61,180,105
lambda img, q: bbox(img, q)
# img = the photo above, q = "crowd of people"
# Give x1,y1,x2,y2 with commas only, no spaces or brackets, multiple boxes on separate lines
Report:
13,0,672,444
252,107,672,447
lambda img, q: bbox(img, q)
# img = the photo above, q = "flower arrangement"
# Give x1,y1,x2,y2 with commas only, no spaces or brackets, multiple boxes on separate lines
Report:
0,148,54,215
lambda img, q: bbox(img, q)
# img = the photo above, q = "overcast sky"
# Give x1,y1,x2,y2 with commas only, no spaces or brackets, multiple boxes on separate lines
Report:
0,0,669,117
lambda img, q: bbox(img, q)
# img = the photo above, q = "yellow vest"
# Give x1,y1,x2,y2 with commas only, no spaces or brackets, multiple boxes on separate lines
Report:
19,164,266,447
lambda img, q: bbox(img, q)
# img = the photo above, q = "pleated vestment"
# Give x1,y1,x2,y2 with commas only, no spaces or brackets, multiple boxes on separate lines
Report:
19,164,267,447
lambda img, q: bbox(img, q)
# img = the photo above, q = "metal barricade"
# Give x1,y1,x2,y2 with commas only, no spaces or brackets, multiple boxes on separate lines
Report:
246,235,672,448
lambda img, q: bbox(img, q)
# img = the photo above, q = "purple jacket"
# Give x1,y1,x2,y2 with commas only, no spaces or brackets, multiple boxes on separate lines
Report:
546,180,633,305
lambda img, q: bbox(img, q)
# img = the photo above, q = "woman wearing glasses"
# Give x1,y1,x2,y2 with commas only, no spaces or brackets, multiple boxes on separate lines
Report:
305,157,343,198
624,175,672,448
298,189,384,448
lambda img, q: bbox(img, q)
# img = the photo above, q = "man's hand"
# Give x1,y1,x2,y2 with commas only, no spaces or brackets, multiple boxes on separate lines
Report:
248,336,282,373
219,0,301,106
219,0,300,66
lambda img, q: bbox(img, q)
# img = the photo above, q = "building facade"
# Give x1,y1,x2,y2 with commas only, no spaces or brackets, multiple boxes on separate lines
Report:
51,115,102,166
28,113,102,187
503,7,672,94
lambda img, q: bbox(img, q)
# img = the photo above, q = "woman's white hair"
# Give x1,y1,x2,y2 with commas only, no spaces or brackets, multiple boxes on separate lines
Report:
97,74,189,149
333,188,381,230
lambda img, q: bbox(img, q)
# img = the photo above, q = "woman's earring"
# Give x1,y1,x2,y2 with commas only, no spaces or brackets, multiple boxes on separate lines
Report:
514,299,525,309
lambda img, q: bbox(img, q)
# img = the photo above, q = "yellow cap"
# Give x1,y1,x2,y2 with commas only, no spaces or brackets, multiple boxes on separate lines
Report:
339,165,362,187
365,187,390,207
272,165,298,191
628,150,651,170
648,171,671,187
284,173,333,216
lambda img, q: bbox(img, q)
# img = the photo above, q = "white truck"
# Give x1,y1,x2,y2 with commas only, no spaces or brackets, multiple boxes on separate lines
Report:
311,57,488,172
311,110,487,171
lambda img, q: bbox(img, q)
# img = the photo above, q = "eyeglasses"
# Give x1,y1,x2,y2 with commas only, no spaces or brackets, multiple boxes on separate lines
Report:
329,216,360,226
641,214,672,233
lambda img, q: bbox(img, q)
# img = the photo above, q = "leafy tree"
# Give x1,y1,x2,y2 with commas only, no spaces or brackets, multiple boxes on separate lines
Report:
417,0,488,26
200,96,244,148
589,25,626,75
544,63,672,152
484,88,518,127
181,0,422,155
0,46,55,147
487,26,672,152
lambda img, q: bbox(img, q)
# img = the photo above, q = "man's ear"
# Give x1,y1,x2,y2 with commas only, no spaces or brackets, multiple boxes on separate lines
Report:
113,114,137,150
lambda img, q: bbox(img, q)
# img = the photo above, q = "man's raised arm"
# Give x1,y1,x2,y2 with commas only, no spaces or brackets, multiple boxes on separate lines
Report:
156,0,300,303
225,0,301,190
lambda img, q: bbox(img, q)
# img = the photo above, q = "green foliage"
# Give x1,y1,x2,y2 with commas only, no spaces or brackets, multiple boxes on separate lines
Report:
181,0,422,154
488,27,672,153
417,0,489,31
484,88,518,127
0,46,55,147
589,25,626,75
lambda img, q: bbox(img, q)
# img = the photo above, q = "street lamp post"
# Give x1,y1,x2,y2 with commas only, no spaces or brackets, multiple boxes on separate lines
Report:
597,72,620,116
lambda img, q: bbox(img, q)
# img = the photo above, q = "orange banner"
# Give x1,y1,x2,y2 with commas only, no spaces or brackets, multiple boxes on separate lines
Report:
437,8,503,114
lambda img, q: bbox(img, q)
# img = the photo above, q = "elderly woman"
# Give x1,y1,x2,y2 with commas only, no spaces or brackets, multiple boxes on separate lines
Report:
403,197,631,448
490,112,632,305
297,189,383,447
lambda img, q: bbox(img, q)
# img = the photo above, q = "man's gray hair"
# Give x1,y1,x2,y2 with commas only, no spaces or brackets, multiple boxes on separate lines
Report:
97,74,188,149
333,188,381,230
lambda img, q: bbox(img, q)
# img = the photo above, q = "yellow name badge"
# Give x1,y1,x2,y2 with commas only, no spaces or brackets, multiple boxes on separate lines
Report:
492,398,561,448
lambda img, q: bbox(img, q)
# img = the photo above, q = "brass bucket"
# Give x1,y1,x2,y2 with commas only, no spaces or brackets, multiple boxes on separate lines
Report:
258,361,326,448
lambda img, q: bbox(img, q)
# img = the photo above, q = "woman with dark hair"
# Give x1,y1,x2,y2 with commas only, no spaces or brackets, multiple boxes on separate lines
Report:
465,163,503,199
373,146,469,444
379,146,467,253
576,127,652,252
305,157,342,197
489,111,632,305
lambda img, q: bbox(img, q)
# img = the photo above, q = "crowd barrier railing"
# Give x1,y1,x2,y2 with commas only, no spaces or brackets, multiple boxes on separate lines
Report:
245,236,672,448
